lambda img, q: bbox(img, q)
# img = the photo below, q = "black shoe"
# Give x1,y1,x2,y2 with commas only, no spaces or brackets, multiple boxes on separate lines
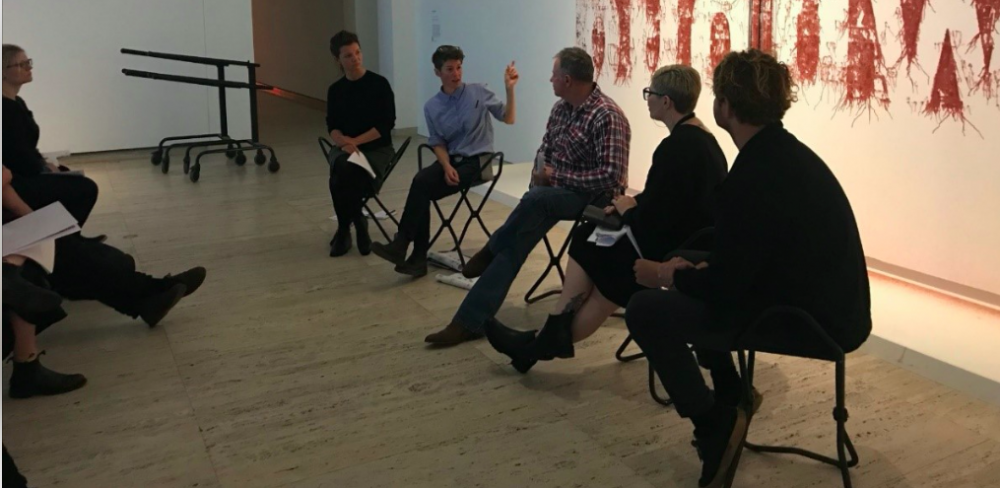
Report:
330,229,352,257
462,246,494,278
371,234,410,266
8,353,87,399
395,254,428,277
484,318,538,374
532,311,575,360
354,215,372,256
138,283,187,327
165,266,207,297
694,406,748,488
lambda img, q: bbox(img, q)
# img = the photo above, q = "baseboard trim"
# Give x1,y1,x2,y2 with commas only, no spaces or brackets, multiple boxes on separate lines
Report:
861,334,1000,405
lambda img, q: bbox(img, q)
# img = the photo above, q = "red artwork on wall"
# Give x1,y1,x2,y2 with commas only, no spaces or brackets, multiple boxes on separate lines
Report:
677,0,696,65
643,0,663,75
895,0,931,81
591,4,608,79
751,0,775,53
968,0,999,100
611,0,634,85
709,13,732,77
839,0,892,118
926,30,981,135
795,0,821,85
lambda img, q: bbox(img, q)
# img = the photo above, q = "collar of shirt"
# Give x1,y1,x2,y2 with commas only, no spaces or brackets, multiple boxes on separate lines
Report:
436,83,467,103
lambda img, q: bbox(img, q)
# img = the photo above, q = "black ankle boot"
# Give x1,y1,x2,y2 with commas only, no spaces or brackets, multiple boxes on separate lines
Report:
532,311,575,361
354,215,371,256
330,228,352,257
371,233,410,266
9,353,88,399
484,318,538,373
395,253,428,277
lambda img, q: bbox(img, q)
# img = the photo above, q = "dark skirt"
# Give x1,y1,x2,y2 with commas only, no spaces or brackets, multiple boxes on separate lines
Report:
567,222,647,308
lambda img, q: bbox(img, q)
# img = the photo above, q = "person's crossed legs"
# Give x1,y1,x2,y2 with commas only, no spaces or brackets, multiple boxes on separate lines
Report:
424,186,592,345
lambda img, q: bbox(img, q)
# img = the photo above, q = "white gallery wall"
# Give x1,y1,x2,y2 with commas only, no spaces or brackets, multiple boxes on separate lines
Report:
2,0,254,153
402,0,1000,300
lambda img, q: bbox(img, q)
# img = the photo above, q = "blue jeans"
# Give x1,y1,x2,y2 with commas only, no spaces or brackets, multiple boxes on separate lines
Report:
453,186,593,332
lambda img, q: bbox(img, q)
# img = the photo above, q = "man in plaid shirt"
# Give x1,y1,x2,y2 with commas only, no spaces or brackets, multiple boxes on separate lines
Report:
425,47,631,345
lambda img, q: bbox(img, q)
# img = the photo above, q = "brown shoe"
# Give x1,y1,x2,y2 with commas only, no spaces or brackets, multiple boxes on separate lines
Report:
461,246,494,279
424,320,483,346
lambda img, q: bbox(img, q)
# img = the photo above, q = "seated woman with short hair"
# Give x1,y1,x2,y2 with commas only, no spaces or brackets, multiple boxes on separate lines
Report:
325,30,397,257
486,65,728,373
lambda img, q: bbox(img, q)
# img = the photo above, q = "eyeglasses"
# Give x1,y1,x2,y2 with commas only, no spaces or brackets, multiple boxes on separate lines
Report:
642,87,665,101
5,59,33,70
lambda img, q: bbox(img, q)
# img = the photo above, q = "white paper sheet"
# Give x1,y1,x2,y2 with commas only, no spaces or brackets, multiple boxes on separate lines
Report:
2,203,80,258
347,151,377,179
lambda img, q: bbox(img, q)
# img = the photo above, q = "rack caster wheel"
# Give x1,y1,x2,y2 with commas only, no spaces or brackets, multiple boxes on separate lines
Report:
226,149,237,159
254,149,266,165
190,165,201,182
161,153,171,174
151,149,162,165
183,156,191,174
267,158,280,173
235,152,247,166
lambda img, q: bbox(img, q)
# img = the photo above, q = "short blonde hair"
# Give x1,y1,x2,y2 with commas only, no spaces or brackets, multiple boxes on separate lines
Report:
3,44,25,69
650,65,701,114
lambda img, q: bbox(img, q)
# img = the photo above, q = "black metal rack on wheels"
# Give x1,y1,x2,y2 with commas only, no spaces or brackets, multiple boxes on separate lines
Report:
120,48,279,182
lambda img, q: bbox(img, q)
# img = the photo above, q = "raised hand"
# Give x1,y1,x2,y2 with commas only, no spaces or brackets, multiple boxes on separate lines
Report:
504,61,519,89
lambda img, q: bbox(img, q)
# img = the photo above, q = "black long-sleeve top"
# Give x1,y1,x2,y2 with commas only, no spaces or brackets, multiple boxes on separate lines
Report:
3,96,47,177
621,124,728,258
674,123,872,351
326,71,396,151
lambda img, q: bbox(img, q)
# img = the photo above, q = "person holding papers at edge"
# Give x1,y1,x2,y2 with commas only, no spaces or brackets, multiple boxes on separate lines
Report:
486,65,728,373
370,45,518,277
325,30,397,257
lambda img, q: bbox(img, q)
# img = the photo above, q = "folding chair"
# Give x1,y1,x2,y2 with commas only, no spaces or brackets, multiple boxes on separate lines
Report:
417,144,505,269
318,137,412,242
735,307,863,488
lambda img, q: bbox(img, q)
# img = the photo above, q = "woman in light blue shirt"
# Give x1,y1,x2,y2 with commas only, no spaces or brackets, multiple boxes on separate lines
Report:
371,45,518,277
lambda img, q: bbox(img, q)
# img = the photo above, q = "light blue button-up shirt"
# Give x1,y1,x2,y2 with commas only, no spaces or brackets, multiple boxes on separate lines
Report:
424,83,506,158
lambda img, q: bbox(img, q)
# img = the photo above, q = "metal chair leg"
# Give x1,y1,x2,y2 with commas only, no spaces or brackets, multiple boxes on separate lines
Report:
648,362,674,406
615,335,646,362
524,236,563,304
741,353,859,488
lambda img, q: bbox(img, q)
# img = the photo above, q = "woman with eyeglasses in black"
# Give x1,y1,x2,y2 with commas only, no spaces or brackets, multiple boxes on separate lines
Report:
487,64,729,374
2,44,102,232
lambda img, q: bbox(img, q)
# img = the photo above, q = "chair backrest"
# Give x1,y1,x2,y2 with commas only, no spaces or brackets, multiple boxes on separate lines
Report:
737,306,847,362
384,137,412,182
318,137,335,160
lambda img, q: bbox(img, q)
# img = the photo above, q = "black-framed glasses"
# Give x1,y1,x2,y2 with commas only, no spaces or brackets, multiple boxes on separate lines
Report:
642,87,665,101
5,59,33,70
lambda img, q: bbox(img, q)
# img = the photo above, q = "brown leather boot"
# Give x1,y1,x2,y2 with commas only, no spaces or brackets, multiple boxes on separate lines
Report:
424,320,483,346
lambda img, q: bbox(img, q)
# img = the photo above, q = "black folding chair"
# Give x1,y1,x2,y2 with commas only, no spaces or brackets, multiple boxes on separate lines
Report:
735,306,863,488
319,137,412,242
417,144,505,269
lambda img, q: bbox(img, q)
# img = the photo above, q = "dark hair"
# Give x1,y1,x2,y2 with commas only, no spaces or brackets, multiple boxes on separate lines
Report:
329,30,360,58
432,45,465,70
554,47,594,83
712,49,798,125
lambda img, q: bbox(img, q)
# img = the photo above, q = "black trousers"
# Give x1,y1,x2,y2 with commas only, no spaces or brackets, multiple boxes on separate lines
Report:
397,157,480,255
625,289,743,418
9,173,99,226
3,446,29,488
328,155,375,229
47,235,163,318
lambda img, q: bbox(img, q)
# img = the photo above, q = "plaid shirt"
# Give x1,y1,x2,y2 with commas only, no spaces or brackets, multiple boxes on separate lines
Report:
537,84,630,194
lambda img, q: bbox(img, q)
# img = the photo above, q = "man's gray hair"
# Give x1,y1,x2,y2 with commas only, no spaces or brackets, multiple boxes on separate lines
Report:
554,47,594,83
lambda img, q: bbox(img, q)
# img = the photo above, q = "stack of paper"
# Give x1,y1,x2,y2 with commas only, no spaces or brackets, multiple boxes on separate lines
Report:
2,203,80,272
